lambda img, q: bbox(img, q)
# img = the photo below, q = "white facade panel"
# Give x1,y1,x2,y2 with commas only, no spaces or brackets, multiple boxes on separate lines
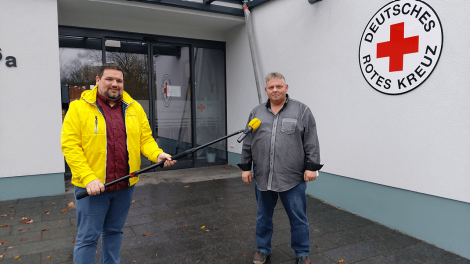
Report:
0,0,64,177
226,0,470,203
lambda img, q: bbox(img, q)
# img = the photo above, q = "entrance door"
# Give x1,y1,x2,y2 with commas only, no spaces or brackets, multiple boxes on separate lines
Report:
59,29,227,172
152,44,193,169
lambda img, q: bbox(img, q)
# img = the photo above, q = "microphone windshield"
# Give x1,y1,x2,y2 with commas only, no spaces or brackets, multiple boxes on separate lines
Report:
248,118,261,131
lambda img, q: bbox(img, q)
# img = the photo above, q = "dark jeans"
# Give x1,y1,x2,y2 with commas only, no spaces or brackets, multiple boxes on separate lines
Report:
73,185,135,264
255,182,309,257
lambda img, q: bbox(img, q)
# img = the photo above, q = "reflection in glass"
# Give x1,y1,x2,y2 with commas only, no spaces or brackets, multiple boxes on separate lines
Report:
153,44,193,169
59,36,102,176
59,36,102,108
194,48,227,166
106,40,150,117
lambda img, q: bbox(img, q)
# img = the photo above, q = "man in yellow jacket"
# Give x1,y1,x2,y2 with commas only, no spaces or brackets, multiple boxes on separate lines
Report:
61,63,176,264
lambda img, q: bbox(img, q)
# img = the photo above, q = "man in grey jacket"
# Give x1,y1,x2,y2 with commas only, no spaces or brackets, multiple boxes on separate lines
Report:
238,72,322,264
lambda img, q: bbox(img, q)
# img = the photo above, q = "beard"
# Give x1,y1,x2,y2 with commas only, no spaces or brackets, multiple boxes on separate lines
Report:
104,89,122,100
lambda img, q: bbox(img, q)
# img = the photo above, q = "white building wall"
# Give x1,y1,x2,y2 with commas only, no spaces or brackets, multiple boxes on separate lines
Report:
226,0,470,204
0,0,64,178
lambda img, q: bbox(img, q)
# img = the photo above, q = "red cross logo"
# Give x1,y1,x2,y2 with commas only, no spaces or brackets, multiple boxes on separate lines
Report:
377,22,419,72
164,82,169,99
198,104,205,112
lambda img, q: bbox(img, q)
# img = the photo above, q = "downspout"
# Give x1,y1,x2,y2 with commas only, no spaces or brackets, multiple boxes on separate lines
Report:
243,1,263,105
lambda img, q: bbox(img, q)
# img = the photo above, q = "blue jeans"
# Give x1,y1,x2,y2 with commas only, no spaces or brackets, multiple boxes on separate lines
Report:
74,185,135,264
255,182,309,257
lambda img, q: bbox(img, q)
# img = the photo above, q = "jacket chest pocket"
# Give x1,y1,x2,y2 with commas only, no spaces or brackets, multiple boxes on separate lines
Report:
281,118,297,134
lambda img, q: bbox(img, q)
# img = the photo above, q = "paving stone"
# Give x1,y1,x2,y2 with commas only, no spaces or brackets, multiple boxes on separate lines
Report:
0,215,22,227
423,252,470,264
366,246,428,263
41,209,76,222
0,207,16,215
9,202,42,211
149,205,203,222
0,200,18,206
41,198,70,208
10,218,71,235
4,236,75,259
321,236,391,263
120,238,203,262
124,214,154,227
321,225,372,247
0,172,467,263
234,197,258,206
376,232,421,251
121,226,135,238
273,209,289,221
0,223,12,236
218,226,256,240
271,230,291,247
40,246,74,264
310,219,344,236
0,252,41,263
322,232,421,263
41,226,77,241
309,235,340,253
361,223,397,239
306,253,337,264
406,242,448,258
120,231,170,251
226,185,254,194
0,231,41,248
273,217,291,231
127,203,169,218
165,197,212,210
308,208,342,223
129,200,142,209
10,213,43,225
137,198,165,207
10,206,49,217
17,195,63,204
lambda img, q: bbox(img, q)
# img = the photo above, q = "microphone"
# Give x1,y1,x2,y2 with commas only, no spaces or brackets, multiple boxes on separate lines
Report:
237,118,261,143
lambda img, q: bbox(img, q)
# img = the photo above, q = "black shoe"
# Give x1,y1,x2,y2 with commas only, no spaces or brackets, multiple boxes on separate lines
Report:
297,256,309,264
253,250,269,264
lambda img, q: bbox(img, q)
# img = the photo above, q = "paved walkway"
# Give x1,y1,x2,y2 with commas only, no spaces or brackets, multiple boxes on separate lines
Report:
0,165,468,263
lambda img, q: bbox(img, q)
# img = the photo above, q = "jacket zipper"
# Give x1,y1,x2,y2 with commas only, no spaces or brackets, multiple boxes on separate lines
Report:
123,101,131,186
95,116,98,134
92,101,107,185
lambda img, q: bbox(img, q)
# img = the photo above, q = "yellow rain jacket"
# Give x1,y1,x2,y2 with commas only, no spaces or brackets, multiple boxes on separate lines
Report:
61,86,163,188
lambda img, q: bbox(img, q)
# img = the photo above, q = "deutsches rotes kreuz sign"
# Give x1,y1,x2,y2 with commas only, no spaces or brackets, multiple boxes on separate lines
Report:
359,0,443,95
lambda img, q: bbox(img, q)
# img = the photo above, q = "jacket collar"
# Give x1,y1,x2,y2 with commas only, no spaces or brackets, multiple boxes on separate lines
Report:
265,94,289,109
81,85,135,105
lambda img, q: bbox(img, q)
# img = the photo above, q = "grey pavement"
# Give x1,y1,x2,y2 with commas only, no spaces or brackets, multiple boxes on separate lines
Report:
0,165,468,264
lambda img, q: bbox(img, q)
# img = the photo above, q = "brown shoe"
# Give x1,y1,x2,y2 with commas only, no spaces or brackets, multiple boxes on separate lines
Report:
253,250,269,264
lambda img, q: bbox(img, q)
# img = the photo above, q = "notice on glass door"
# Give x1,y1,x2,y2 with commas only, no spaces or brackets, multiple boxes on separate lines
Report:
167,85,181,97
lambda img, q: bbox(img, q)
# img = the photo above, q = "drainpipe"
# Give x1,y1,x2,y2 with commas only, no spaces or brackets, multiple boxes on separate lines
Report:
243,1,263,105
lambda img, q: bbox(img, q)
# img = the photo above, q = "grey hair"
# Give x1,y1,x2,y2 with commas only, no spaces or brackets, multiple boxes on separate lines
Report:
265,72,286,84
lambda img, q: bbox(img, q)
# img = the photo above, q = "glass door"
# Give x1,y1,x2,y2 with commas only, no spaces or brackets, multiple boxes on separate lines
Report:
153,44,193,170
194,48,227,166
59,28,228,171
105,39,153,168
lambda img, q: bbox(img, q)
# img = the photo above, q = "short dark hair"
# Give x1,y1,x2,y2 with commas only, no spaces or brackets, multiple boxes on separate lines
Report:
97,63,123,78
